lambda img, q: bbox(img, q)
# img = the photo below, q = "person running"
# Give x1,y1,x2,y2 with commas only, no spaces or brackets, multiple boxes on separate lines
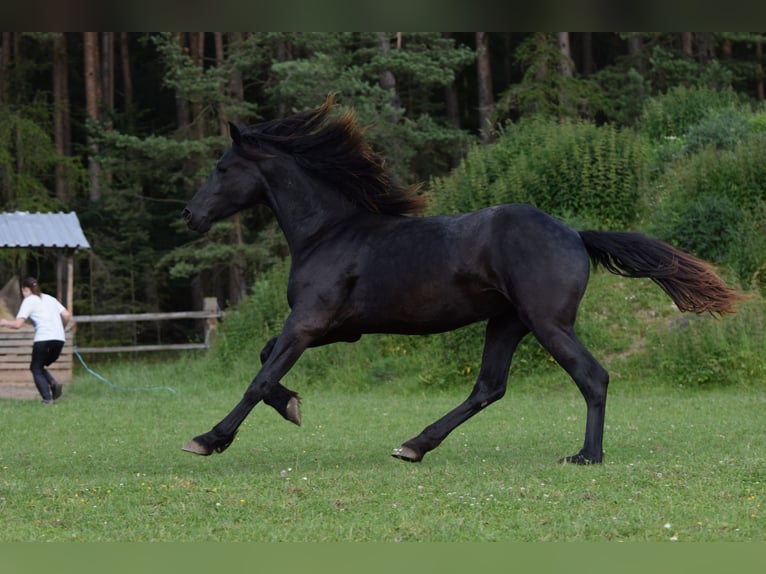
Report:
0,277,71,403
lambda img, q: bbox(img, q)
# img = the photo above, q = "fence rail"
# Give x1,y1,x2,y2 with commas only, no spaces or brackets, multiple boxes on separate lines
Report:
73,297,222,354
74,310,219,323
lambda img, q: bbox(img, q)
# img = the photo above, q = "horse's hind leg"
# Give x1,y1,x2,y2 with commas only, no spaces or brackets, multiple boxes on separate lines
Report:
533,324,609,464
260,337,278,364
392,313,529,462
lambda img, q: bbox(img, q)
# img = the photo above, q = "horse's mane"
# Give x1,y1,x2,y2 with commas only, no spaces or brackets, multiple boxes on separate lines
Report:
238,96,426,216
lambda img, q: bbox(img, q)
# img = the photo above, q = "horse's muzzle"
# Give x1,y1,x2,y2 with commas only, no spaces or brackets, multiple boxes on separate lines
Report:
182,208,211,233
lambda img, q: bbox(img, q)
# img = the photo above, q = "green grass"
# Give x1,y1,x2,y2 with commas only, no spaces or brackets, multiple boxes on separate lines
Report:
3,271,764,542
0,359,762,542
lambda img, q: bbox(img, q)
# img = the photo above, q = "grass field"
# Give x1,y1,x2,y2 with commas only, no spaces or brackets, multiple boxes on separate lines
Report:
0,357,762,542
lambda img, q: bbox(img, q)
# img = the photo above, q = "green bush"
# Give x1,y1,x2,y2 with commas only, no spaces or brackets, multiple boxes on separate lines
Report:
640,85,741,141
639,299,766,388
748,109,766,133
684,106,753,153
430,116,647,228
727,201,766,294
653,194,743,263
647,137,766,286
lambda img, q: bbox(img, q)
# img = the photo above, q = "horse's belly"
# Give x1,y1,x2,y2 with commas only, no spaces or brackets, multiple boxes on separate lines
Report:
351,284,509,335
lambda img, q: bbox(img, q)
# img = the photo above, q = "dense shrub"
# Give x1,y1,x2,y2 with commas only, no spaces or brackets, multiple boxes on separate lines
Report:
728,201,766,294
653,194,744,263
429,116,647,228
639,299,766,388
647,137,766,287
748,108,766,133
683,105,754,153
640,85,742,141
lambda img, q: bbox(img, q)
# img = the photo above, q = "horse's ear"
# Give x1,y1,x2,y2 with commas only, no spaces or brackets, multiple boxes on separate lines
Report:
229,122,243,146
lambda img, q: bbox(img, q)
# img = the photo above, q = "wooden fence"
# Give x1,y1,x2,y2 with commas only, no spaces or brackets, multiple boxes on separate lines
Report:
73,297,222,354
0,298,221,387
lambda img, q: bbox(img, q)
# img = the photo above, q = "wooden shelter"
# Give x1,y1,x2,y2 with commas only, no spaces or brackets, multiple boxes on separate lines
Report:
0,212,90,388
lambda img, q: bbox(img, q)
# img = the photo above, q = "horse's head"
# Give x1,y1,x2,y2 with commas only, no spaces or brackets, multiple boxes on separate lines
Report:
183,123,271,233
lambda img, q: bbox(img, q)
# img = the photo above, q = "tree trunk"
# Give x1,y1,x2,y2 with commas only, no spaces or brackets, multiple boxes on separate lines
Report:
101,32,114,114
213,32,228,137
378,32,400,109
476,32,494,143
0,33,11,201
0,32,11,103
53,33,71,202
682,32,693,57
626,34,645,75
501,33,514,86
175,33,192,135
558,32,573,77
227,32,244,106
697,33,715,63
83,32,102,202
757,42,765,101
119,32,133,112
188,32,206,139
581,32,594,76
722,39,733,59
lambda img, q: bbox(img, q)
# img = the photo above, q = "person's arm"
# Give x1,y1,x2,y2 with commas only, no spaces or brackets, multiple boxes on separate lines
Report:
0,317,26,329
60,308,72,328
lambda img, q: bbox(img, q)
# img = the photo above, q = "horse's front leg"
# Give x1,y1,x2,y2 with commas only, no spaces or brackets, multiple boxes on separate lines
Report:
182,320,315,456
393,314,528,462
255,331,359,426
259,336,302,425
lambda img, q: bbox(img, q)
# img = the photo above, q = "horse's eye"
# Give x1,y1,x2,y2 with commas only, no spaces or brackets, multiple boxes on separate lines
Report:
216,165,228,174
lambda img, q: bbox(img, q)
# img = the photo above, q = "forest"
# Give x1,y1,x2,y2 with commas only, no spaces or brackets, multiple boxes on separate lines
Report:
1,32,765,348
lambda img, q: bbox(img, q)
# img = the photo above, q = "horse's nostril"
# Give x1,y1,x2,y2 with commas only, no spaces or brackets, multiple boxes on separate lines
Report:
182,208,192,222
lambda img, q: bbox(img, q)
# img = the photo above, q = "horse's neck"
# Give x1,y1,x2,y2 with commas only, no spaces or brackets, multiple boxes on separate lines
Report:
266,171,360,254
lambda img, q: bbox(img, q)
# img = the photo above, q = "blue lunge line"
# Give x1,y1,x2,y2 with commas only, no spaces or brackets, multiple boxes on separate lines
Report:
73,346,177,394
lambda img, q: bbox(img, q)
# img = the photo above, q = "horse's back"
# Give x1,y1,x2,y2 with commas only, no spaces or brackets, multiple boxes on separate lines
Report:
472,203,588,272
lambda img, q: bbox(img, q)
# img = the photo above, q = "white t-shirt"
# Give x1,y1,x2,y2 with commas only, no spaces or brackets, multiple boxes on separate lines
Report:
16,293,66,342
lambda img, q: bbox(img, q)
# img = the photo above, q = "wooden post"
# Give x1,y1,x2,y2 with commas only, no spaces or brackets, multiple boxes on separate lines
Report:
56,249,64,303
203,297,219,347
66,250,74,313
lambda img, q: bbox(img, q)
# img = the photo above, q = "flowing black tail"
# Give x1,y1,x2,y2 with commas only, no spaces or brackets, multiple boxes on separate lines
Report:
579,230,741,315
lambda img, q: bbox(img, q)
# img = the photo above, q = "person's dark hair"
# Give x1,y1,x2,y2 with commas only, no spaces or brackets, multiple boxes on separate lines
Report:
22,277,42,297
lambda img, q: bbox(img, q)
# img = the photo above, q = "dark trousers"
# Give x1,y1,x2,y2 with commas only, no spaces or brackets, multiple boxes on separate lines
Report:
30,340,64,401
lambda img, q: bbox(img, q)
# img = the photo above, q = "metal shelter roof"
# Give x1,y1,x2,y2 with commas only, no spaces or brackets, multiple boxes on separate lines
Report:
0,212,90,250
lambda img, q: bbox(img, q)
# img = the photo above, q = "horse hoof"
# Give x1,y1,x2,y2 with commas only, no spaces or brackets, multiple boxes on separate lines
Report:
391,445,422,462
559,452,601,465
182,439,213,456
286,396,301,426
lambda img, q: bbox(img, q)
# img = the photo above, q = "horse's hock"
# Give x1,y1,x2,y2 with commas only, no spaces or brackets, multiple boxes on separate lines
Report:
0,326,74,399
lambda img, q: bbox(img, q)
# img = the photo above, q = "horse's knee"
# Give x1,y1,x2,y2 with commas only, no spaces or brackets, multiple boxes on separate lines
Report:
263,383,302,425
471,381,506,408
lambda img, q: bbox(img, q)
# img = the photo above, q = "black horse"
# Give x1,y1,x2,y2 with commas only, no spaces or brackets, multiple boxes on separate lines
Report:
182,97,739,465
